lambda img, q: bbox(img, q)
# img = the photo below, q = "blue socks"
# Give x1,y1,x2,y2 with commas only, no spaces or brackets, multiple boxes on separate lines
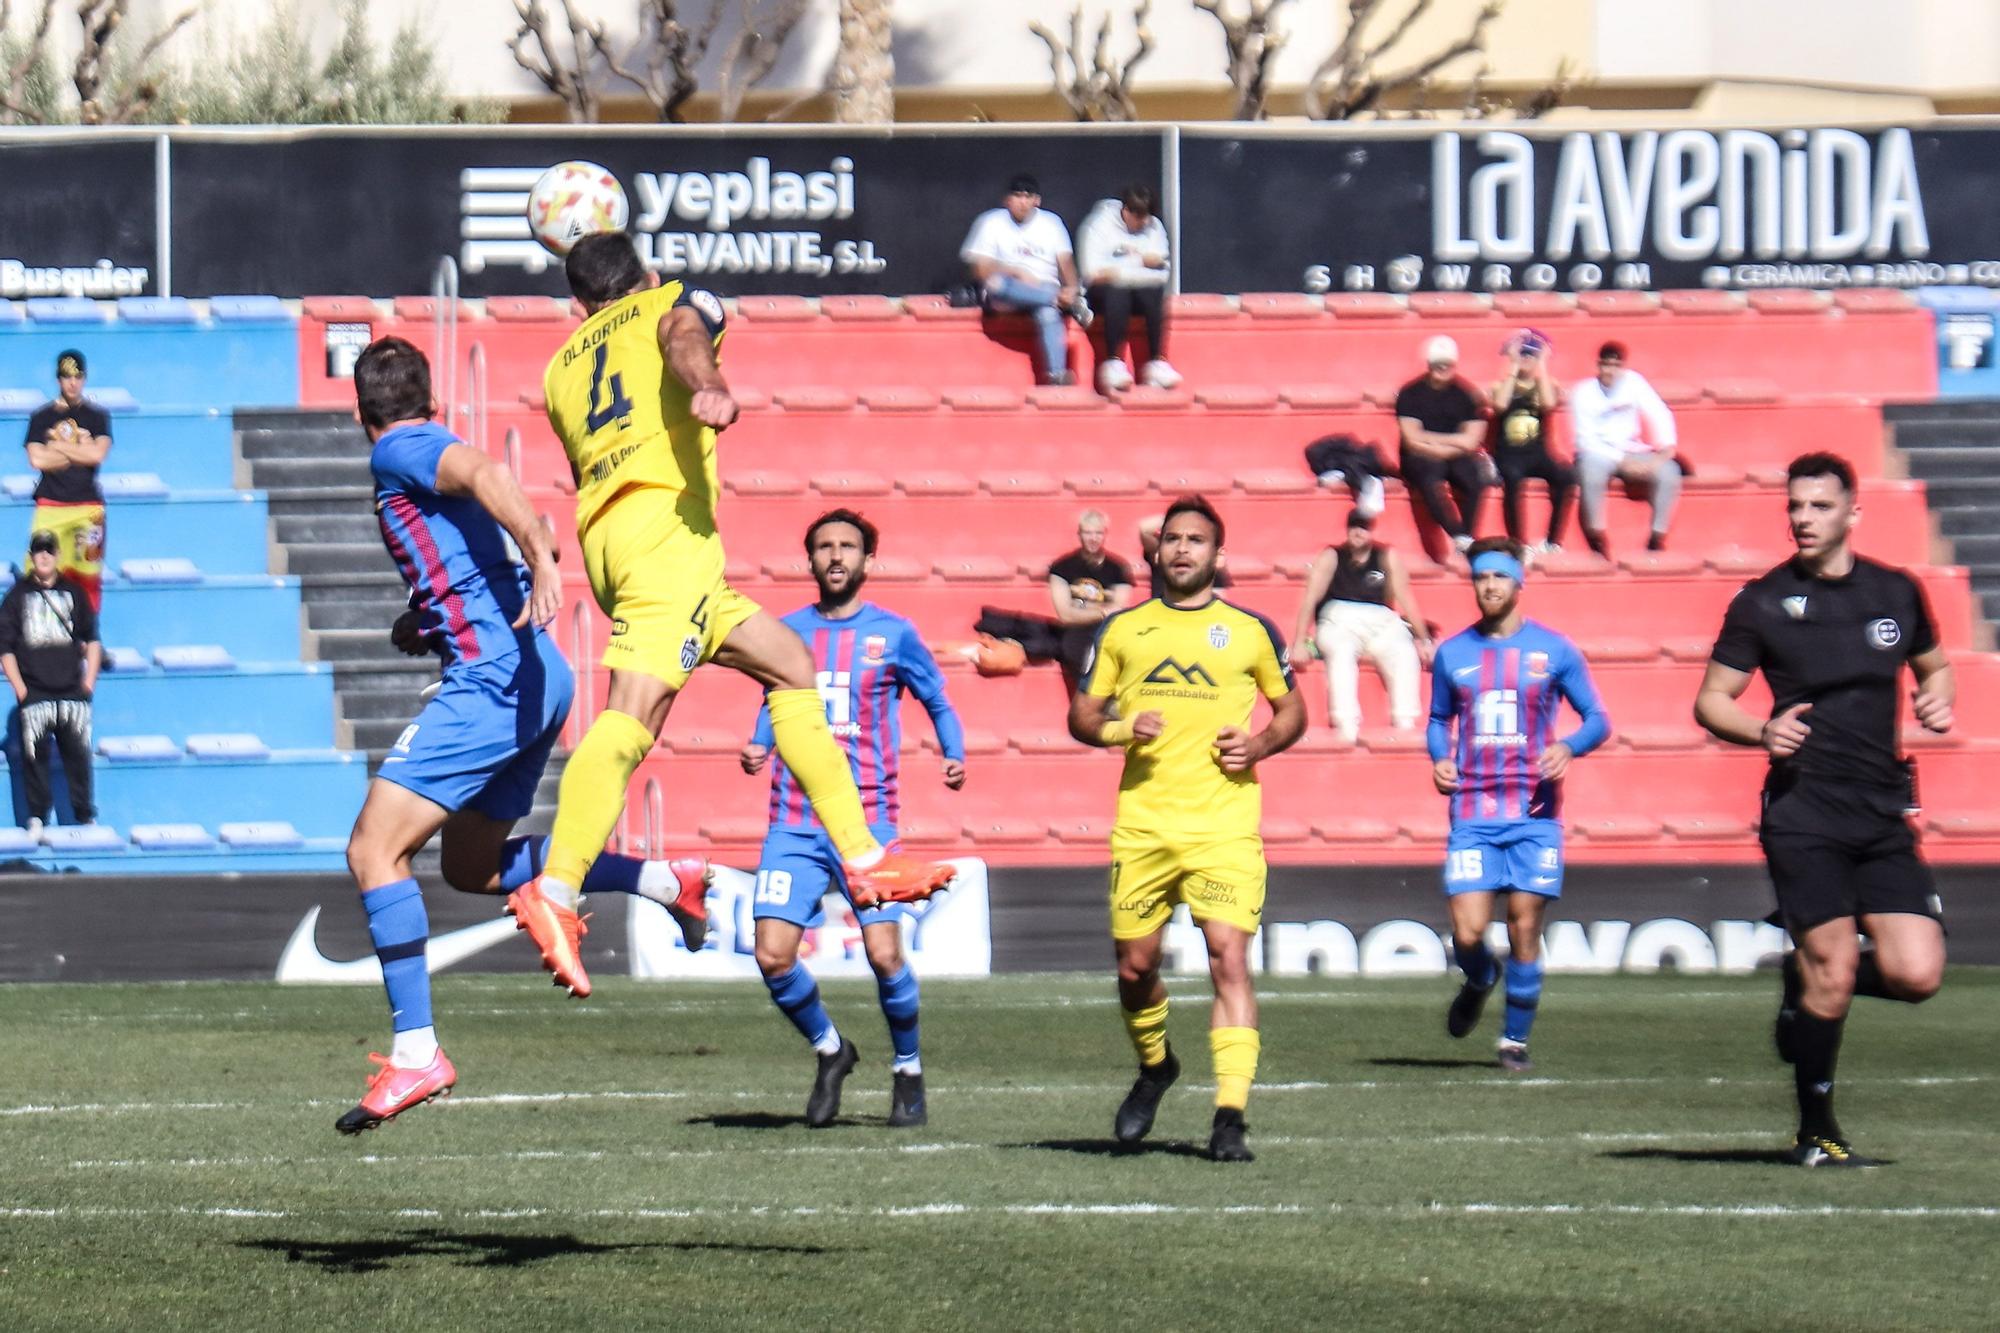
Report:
1504,959,1544,1044
362,877,432,1033
500,835,643,895
765,962,837,1051
877,965,922,1071
1457,937,1497,990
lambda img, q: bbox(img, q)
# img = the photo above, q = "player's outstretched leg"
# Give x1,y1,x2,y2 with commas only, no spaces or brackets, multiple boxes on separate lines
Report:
479,833,714,951
339,782,458,1135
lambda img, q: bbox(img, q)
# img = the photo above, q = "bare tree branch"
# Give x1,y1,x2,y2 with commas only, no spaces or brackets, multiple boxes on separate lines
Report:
1515,54,1575,119
716,0,808,123
830,0,892,123
0,0,58,123
74,0,200,125
1192,0,1291,121
508,0,610,122
1307,0,1502,120
1031,0,1152,123
603,0,724,123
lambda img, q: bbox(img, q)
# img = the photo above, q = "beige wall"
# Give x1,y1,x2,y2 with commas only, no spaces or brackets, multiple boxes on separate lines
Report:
46,0,2000,116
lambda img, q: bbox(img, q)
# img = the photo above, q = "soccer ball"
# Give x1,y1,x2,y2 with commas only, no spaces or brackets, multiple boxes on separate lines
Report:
526,161,630,258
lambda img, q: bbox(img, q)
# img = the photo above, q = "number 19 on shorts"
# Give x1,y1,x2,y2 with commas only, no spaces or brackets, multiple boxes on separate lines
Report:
754,869,792,906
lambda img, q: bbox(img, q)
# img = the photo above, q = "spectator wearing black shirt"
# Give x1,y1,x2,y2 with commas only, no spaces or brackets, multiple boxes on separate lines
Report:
1290,512,1432,744
23,349,112,610
1394,336,1490,560
1695,452,1952,1169
0,530,101,833
1487,330,1575,553
1049,509,1134,692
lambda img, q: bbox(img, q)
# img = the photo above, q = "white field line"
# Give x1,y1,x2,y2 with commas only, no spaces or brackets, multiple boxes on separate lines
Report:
3,1073,1988,1120
3,1201,1997,1223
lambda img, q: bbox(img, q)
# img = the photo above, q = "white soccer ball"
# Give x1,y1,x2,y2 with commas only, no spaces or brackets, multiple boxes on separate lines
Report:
526,161,631,258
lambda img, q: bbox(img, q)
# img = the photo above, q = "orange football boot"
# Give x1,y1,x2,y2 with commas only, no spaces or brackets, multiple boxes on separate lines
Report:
506,885,592,997
847,849,957,908
335,1049,456,1135
664,857,714,950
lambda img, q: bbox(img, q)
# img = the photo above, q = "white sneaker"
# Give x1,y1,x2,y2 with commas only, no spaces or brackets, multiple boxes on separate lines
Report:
1140,359,1182,389
25,817,43,840
1355,474,1387,519
1097,359,1134,393
1067,295,1094,329
1452,533,1476,554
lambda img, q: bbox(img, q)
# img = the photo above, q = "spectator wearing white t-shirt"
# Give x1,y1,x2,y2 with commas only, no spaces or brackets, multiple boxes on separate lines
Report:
960,173,1091,385
1569,340,1682,557
1076,184,1180,394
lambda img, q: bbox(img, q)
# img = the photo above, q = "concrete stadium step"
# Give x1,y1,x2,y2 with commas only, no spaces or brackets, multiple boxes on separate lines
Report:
350,717,415,751
244,457,373,490
1898,444,2000,479
266,487,375,518
305,598,408,632
236,424,370,460
273,512,381,545
283,542,398,578
314,627,418,664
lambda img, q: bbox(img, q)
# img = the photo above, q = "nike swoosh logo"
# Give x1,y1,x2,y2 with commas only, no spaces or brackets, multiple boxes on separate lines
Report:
1137,627,1158,636
1453,666,1480,679
1531,876,1557,886
275,905,522,984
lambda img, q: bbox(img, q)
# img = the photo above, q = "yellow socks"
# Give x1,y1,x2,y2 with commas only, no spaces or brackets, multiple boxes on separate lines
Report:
1210,1026,1260,1110
1121,999,1171,1068
543,708,654,889
767,687,882,863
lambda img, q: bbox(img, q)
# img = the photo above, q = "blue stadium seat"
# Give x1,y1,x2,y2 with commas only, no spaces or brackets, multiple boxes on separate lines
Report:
130,822,216,850
105,579,298,659
0,388,39,411
0,302,22,326
0,826,35,853
207,295,288,323
0,318,298,407
102,646,147,672
186,733,270,761
99,735,180,762
220,820,304,848
90,387,139,412
100,473,171,499
25,297,109,324
4,493,270,574
116,297,196,325
154,644,237,671
40,824,124,851
91,662,335,748
120,556,200,582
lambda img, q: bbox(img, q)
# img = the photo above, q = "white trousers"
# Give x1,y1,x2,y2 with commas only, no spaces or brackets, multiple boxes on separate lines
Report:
1315,601,1420,742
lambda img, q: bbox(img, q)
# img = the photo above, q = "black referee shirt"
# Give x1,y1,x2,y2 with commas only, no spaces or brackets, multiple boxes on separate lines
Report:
1710,555,1938,792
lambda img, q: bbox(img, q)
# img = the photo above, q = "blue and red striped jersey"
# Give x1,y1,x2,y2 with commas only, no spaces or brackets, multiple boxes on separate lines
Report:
371,421,535,667
751,603,965,832
1426,619,1609,825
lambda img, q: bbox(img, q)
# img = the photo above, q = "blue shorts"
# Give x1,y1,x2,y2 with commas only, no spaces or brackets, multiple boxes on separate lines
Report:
1444,820,1565,898
753,822,906,928
376,632,574,821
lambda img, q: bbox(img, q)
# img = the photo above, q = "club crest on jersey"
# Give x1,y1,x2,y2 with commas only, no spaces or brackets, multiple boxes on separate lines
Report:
1783,595,1809,620
863,634,887,664
1867,618,1902,649
680,634,701,673
1208,623,1230,649
1526,651,1550,677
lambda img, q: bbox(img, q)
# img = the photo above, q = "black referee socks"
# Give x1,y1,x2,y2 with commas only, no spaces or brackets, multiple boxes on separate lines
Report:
1792,1010,1846,1141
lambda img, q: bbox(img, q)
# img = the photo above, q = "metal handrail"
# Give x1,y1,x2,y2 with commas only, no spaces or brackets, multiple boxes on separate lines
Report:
465,340,488,456
431,255,459,433
502,424,522,480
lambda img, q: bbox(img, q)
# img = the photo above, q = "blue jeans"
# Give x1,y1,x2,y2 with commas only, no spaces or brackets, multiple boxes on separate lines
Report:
985,274,1066,376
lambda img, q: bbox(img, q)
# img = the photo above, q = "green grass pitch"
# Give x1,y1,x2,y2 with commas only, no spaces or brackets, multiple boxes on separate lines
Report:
1,971,1995,1330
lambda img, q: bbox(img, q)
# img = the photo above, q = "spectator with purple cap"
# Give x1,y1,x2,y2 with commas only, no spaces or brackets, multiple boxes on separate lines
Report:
1487,329,1575,554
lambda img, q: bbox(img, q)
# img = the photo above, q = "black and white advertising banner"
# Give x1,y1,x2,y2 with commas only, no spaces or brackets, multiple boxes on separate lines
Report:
1180,123,2000,295
0,135,158,298
167,128,1163,298
4,862,1989,983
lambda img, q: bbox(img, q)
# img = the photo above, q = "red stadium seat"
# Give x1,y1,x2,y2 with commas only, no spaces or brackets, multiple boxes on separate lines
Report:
729,470,807,496
944,386,1026,411
1066,472,1147,497
1027,385,1111,411
821,295,903,322
1408,292,1494,320
860,386,942,412
896,470,977,496
1195,385,1279,411
813,471,891,496
1279,383,1365,410
1748,289,1831,316
1661,290,1745,316
735,295,816,322
1240,292,1323,320
1324,293,1406,320
486,296,571,323
1168,293,1237,321
1576,816,1664,842
1050,818,1114,846
1492,291,1578,320
774,386,856,412
978,471,1061,497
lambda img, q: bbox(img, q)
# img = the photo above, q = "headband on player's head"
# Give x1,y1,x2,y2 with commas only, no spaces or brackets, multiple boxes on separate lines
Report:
1470,551,1525,584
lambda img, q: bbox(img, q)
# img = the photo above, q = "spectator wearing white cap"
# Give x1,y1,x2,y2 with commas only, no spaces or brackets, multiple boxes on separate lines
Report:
1569,340,1681,557
1393,335,1491,559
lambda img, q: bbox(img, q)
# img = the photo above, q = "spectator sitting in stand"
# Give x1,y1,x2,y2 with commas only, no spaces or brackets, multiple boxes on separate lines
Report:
960,172,1091,386
1076,184,1180,394
1570,341,1682,557
0,529,100,836
1048,509,1135,692
1292,512,1432,745
1487,329,1576,556
1394,335,1491,560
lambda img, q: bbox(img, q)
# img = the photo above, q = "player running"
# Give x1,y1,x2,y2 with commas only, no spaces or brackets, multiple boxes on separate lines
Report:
1428,537,1609,1072
738,510,966,1129
336,338,709,1134
1068,496,1305,1162
1695,452,1951,1168
527,233,955,998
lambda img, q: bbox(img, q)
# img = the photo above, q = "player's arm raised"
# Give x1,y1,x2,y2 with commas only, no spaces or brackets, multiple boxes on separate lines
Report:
660,305,738,431
432,443,562,630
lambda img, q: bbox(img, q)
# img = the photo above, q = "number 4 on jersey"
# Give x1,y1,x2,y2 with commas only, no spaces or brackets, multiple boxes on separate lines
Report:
586,343,634,432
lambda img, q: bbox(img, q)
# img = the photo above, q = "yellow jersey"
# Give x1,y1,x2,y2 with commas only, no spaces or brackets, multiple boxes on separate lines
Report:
1083,596,1296,837
543,282,726,536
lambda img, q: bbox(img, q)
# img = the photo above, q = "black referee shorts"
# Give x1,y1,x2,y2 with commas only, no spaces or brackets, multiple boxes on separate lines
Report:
1759,778,1942,934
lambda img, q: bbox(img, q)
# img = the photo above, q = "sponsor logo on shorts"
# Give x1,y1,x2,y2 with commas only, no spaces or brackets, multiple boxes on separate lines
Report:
611,617,629,637
1867,617,1901,649
1193,876,1237,906
680,634,701,673
1539,847,1560,870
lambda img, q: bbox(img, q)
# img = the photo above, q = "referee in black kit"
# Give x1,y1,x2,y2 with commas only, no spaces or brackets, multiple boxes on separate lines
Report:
1694,452,1953,1168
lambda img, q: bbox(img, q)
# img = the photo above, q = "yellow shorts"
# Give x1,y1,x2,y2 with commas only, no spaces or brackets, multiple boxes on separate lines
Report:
1108,827,1267,940
580,489,761,690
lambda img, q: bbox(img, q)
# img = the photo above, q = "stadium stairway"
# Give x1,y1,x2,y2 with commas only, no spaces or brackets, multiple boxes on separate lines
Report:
236,408,563,838
1889,398,2000,633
